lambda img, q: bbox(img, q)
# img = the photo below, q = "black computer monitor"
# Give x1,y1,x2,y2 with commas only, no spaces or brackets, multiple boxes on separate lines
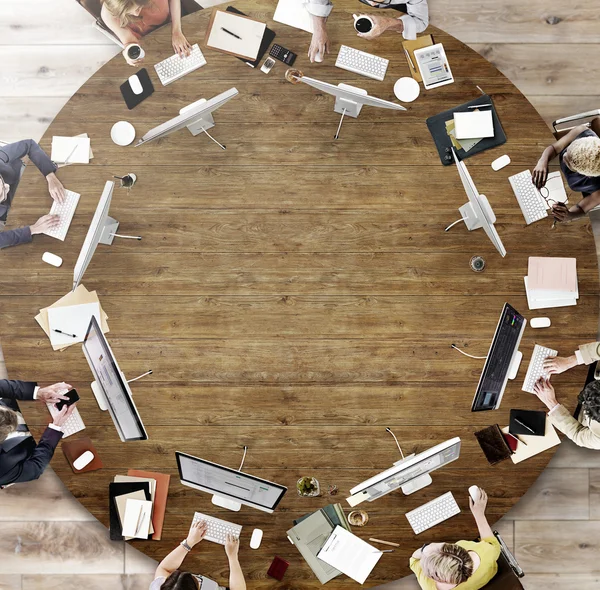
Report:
471,303,526,411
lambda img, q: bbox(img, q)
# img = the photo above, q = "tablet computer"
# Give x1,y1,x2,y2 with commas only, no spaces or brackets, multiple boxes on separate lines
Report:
414,43,454,90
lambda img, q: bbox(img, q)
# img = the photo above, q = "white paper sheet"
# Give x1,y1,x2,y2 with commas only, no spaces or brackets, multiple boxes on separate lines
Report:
453,111,494,140
207,11,266,60
274,0,314,34
122,499,153,539
51,136,91,164
47,302,101,347
502,422,561,464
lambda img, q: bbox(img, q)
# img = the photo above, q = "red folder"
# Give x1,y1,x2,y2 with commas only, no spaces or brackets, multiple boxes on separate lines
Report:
128,469,170,540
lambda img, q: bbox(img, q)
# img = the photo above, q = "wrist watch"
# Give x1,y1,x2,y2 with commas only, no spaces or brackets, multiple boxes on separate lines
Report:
181,539,193,552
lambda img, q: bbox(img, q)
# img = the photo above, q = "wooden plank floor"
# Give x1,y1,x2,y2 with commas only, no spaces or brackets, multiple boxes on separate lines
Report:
1,1,600,589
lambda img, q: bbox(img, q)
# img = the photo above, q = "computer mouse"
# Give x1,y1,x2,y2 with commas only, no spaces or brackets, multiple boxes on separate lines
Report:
250,528,263,549
129,74,143,95
530,317,551,328
314,51,323,63
468,485,480,502
42,252,63,267
73,450,94,471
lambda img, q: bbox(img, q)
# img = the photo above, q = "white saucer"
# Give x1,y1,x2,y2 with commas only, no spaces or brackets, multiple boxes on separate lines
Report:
111,121,136,146
394,77,420,103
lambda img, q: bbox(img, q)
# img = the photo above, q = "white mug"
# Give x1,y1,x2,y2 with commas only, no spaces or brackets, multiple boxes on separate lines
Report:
123,43,145,62
353,13,374,33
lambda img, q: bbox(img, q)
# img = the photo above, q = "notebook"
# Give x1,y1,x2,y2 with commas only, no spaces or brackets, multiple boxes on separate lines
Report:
454,110,494,140
205,10,266,60
128,469,171,541
109,481,151,540
226,6,276,68
502,422,561,464
474,424,513,465
47,302,101,347
51,136,91,165
122,499,153,539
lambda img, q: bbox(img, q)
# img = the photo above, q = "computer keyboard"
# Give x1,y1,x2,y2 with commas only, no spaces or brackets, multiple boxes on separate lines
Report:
44,189,80,241
335,45,389,81
405,492,461,535
46,403,86,438
508,170,548,225
522,344,558,394
154,44,206,86
192,512,242,545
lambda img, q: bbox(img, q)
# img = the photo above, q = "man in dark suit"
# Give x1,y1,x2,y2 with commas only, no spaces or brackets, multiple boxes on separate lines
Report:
0,139,65,249
0,379,76,486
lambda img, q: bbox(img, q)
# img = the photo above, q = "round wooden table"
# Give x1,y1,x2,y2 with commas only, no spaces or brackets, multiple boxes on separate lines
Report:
2,1,598,587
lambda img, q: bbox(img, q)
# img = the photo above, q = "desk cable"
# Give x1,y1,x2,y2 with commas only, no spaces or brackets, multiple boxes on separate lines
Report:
451,344,487,360
200,127,226,151
334,108,347,141
239,445,248,471
385,427,405,460
127,369,153,383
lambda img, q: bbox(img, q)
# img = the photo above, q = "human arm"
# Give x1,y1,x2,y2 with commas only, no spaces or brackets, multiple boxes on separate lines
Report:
0,139,56,178
548,403,600,449
469,487,494,541
304,0,332,62
225,535,246,590
154,520,207,579
169,0,191,56
0,379,37,401
552,189,600,223
358,0,428,41
544,342,600,374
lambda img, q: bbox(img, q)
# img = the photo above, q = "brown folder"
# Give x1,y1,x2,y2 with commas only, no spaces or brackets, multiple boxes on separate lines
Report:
62,437,103,473
128,469,170,541
402,35,434,83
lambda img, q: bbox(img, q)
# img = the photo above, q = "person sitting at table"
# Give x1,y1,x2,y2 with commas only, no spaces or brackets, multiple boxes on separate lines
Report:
102,0,192,66
409,487,501,589
0,139,64,250
543,341,600,375
533,376,600,449
0,380,76,486
532,116,600,224
305,0,429,63
150,520,246,590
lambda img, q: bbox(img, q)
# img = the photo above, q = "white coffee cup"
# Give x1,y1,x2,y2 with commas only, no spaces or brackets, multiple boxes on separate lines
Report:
353,14,374,34
123,43,145,62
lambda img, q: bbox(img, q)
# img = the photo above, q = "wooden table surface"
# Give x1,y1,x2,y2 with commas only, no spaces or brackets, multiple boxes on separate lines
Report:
2,1,598,587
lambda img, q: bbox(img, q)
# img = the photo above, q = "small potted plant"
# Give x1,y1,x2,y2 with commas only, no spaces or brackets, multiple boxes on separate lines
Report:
296,476,320,497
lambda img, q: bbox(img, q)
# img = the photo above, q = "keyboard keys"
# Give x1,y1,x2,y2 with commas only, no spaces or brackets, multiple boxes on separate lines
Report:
192,512,242,545
522,344,558,393
335,45,389,81
508,170,548,225
405,492,461,534
46,403,85,438
45,189,80,241
154,44,207,86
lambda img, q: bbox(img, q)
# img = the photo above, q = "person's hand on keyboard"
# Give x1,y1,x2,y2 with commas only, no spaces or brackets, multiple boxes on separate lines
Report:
543,355,577,375
224,533,240,560
186,519,208,548
533,376,560,411
30,214,60,236
36,382,72,405
172,30,192,58
51,404,77,429
355,14,403,40
46,172,65,204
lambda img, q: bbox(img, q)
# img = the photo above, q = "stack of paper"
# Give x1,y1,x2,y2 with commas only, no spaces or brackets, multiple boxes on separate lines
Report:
35,285,109,351
524,257,579,310
445,118,482,153
453,110,494,140
273,0,314,33
51,134,93,166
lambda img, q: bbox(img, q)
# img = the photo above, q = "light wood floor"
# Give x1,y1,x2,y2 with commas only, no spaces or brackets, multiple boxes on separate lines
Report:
1,1,600,589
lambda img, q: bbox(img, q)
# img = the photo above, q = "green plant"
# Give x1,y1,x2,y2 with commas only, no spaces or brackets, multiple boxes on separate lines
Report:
297,476,318,495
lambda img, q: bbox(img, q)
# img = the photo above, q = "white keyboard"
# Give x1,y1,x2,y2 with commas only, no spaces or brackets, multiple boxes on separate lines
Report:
192,512,242,545
508,170,548,225
154,44,206,86
335,45,389,81
405,492,461,535
522,344,558,393
44,190,80,241
46,403,85,438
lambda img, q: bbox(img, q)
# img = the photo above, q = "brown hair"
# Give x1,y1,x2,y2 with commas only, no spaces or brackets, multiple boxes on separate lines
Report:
103,0,154,27
161,571,199,590
420,543,474,585
0,407,18,443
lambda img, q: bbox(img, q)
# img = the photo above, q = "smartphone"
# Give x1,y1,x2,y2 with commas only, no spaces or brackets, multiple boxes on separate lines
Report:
267,556,289,581
56,389,80,411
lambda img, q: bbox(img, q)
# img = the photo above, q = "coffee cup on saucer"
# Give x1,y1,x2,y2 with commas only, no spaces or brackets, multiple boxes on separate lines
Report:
353,14,374,34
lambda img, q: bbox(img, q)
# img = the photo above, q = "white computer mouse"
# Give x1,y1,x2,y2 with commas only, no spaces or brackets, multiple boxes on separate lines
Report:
314,51,323,63
129,74,144,95
468,486,480,502
73,450,95,471
530,317,551,328
250,528,263,549
42,252,63,267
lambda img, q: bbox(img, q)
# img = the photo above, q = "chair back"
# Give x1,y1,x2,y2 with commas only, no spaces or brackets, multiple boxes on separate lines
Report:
553,109,600,139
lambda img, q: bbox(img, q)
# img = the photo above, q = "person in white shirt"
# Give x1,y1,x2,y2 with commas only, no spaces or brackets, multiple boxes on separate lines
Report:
303,0,429,62
543,341,600,375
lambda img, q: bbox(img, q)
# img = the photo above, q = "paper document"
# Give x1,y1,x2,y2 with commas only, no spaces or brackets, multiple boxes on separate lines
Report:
502,422,561,464
524,277,577,310
114,490,151,539
114,476,156,535
206,11,266,60
47,302,101,347
317,526,382,584
274,0,314,33
527,257,578,298
51,135,91,165
453,111,494,140
122,499,153,539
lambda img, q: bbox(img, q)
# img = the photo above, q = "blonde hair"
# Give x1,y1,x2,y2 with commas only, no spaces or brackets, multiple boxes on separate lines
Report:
103,0,154,27
566,136,600,177
420,543,474,585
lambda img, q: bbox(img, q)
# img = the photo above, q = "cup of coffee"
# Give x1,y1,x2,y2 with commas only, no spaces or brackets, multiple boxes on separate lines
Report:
124,43,145,62
114,173,137,189
353,14,374,34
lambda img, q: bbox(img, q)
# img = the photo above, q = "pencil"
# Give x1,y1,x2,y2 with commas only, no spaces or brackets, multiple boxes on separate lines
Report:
370,538,400,547
404,49,416,72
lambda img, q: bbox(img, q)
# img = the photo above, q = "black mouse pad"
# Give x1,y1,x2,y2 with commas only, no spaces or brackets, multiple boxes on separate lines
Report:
120,68,154,110
509,409,546,437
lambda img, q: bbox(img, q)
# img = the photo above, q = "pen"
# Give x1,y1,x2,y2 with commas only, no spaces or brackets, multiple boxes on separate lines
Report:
134,506,145,536
468,103,493,109
53,329,77,338
404,49,416,72
221,27,241,40
373,549,394,553
505,431,528,447
370,538,400,547
61,144,78,165
514,418,535,434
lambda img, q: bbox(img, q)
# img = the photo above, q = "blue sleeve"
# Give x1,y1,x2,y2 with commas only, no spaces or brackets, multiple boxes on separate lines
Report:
8,427,63,484
0,139,56,177
0,225,33,249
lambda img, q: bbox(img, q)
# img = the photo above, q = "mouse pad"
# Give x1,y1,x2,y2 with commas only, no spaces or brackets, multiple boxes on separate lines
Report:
120,68,154,110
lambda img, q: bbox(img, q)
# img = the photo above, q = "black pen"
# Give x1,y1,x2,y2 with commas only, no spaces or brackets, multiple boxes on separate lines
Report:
53,328,77,338
221,27,241,40
514,418,535,434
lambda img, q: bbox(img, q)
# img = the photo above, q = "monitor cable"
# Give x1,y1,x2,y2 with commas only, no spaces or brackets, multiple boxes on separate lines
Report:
444,217,467,232
451,344,487,360
127,369,153,383
200,127,226,150
238,445,248,471
385,427,405,460
334,108,347,140
110,233,142,240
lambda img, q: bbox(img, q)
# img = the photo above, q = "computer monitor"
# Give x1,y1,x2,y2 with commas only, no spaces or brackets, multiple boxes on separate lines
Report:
136,88,239,149
176,451,287,513
471,303,526,411
347,437,462,504
285,69,406,139
446,148,507,257
82,315,148,442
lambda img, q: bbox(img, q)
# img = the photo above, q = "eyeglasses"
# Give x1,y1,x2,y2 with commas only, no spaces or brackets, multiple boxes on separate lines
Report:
538,185,566,209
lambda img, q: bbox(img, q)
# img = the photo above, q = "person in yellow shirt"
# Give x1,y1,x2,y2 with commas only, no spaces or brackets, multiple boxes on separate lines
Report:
409,487,501,589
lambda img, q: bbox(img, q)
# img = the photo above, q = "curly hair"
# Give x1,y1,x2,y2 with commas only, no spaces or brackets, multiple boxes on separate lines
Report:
420,543,474,585
566,136,600,177
103,0,154,27
578,379,600,422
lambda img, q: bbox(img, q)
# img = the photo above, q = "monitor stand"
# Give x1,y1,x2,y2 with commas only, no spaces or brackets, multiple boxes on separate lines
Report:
333,84,368,140
212,494,242,512
90,381,108,411
180,99,226,150
458,194,495,231
392,454,434,495
99,216,120,246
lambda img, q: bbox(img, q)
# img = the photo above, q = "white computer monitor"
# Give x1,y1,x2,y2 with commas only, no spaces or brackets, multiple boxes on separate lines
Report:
82,316,148,442
449,148,507,257
136,88,239,149
72,180,118,291
347,437,462,504
176,451,287,513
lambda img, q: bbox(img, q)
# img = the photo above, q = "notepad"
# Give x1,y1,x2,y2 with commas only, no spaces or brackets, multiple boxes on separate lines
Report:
454,111,494,140
47,301,101,347
122,498,153,539
51,136,91,165
205,10,266,60
502,422,561,464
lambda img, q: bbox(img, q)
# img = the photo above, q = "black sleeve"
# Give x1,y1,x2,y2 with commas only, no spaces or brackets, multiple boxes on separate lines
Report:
0,226,33,249
0,379,37,401
0,139,56,177
9,427,63,484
